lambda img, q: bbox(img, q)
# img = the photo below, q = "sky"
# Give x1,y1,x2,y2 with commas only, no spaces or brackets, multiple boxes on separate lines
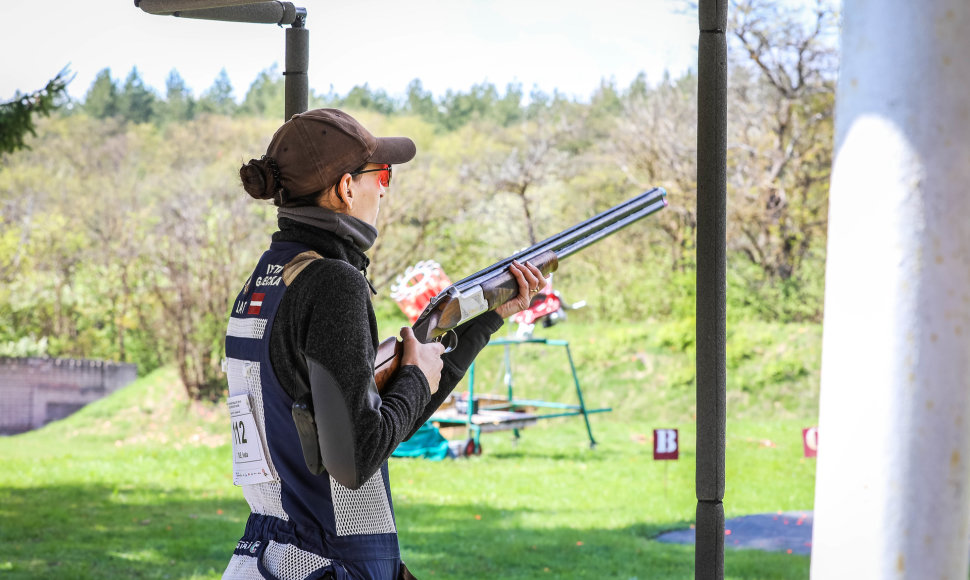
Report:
0,0,698,105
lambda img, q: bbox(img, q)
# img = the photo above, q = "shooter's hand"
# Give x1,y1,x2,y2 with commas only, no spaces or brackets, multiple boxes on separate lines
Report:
495,260,549,319
399,327,445,394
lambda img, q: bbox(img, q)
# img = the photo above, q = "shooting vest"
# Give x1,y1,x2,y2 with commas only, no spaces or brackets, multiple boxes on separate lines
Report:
221,241,400,580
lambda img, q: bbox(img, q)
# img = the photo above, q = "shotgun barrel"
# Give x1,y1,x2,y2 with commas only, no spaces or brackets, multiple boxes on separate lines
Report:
411,187,667,341
374,187,667,390
449,187,667,289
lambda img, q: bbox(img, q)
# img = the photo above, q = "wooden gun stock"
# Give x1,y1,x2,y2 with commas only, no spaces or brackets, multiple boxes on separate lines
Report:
373,187,668,393
374,336,403,393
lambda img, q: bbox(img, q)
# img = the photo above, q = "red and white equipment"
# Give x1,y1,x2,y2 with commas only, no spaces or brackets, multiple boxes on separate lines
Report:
510,275,585,338
390,261,453,324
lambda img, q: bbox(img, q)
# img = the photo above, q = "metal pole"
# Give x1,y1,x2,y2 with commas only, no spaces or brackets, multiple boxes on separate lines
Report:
135,1,307,120
285,9,309,119
695,0,727,578
811,1,970,577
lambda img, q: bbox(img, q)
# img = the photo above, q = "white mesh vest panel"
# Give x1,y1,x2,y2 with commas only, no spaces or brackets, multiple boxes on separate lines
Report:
330,470,397,536
225,356,287,520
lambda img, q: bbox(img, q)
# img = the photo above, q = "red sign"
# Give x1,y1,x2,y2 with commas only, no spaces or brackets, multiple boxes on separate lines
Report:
802,427,818,458
653,429,679,460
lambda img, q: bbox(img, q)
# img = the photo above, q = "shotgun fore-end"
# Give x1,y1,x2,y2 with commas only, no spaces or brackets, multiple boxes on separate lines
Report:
479,250,559,310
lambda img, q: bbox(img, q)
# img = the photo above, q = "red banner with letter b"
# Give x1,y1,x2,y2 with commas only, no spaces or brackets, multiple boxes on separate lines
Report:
653,429,679,460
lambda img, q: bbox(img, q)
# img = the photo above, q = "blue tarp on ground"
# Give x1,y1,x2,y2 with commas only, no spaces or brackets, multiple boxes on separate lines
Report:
655,511,814,555
391,422,450,460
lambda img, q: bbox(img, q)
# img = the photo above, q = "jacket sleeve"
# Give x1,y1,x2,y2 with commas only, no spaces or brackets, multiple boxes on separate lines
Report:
404,311,505,439
300,262,431,489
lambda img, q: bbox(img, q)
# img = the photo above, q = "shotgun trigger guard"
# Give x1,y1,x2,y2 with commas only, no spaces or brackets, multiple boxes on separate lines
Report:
436,330,458,353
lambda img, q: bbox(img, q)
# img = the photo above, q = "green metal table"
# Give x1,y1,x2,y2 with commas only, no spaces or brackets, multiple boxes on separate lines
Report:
431,337,611,452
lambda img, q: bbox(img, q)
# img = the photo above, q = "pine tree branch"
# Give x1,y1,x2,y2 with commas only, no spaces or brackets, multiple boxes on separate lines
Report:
0,66,73,154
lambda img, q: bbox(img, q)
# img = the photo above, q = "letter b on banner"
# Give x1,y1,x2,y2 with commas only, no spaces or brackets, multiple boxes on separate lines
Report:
653,429,679,460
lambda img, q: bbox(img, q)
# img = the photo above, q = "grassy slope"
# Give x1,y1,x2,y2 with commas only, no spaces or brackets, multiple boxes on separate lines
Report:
0,320,820,579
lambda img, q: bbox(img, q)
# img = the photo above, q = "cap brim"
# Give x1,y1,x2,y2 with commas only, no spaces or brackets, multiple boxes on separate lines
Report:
368,137,417,165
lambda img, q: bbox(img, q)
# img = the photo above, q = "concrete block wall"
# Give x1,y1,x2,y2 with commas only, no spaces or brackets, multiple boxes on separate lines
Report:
0,358,137,435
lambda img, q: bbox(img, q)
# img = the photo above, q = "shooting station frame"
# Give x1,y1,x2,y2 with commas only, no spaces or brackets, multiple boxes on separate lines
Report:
136,2,728,578
430,336,613,454
135,0,309,120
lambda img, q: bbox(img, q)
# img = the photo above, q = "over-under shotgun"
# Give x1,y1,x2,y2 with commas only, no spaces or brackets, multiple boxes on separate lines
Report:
374,187,668,391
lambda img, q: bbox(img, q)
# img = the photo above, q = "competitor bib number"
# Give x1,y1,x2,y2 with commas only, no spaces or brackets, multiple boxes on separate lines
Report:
227,394,276,486
232,419,249,446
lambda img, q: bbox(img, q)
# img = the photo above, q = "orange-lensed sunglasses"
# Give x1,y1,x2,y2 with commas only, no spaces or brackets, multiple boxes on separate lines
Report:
350,164,392,187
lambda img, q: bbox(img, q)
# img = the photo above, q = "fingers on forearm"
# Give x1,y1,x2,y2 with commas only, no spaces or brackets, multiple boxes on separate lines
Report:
509,262,528,289
523,262,548,292
521,263,539,290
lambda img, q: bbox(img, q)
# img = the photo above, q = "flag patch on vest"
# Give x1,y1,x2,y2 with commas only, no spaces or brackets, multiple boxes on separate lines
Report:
248,293,265,315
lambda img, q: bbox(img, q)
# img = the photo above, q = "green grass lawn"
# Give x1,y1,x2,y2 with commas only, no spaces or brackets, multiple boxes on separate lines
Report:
0,321,820,579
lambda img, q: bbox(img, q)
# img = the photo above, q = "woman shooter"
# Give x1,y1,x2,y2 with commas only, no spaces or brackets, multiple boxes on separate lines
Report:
221,108,545,580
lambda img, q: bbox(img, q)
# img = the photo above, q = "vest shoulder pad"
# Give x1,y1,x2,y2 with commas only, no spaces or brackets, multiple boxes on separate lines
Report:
282,250,324,286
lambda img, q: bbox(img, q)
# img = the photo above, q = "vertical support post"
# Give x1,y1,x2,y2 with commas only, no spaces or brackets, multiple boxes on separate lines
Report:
564,343,597,448
811,1,970,577
466,361,476,441
695,0,727,579
284,11,309,120
504,343,513,401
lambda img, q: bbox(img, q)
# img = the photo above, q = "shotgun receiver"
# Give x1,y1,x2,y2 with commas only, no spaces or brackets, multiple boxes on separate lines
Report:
374,187,668,391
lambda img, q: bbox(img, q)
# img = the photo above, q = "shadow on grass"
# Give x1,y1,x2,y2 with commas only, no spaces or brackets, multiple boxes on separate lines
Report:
395,501,808,580
0,484,809,580
0,483,245,579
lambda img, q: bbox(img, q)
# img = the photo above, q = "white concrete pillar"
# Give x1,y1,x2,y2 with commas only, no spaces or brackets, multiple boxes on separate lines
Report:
811,1,970,578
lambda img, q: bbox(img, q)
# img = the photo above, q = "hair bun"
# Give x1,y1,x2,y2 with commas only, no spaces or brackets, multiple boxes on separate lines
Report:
240,157,278,201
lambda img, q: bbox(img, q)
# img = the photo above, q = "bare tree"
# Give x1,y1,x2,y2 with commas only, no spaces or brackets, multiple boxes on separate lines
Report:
461,114,574,247
140,116,274,400
368,152,471,289
727,0,839,280
608,74,699,271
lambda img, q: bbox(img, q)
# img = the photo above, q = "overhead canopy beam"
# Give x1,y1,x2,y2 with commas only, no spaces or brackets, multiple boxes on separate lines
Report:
134,0,308,119
137,0,274,11
138,0,301,25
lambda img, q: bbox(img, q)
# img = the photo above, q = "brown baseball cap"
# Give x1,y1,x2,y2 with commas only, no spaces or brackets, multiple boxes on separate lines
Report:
266,108,416,197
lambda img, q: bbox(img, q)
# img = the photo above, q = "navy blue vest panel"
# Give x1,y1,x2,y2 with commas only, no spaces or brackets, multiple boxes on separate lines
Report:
222,242,400,579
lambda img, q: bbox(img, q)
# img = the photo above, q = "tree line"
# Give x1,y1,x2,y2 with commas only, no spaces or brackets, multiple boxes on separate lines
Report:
0,0,838,400
73,64,572,131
